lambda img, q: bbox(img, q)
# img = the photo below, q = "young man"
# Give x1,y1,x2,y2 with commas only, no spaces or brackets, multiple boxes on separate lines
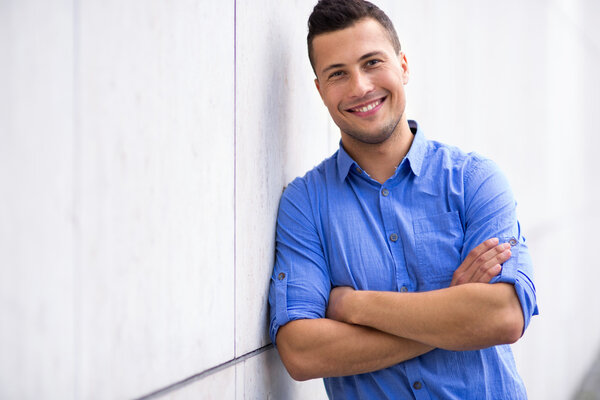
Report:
268,0,538,398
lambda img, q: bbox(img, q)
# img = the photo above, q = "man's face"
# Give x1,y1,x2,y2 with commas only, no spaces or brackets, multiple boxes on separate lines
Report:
312,18,409,145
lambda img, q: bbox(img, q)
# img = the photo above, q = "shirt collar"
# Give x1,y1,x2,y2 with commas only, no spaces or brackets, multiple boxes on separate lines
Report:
336,119,426,182
336,142,357,182
404,119,425,177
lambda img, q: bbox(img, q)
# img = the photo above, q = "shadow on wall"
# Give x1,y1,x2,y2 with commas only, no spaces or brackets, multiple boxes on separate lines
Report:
260,22,291,339
260,24,291,193
572,347,600,399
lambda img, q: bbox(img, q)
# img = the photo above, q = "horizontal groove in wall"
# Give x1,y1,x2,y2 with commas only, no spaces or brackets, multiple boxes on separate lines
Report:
136,344,274,399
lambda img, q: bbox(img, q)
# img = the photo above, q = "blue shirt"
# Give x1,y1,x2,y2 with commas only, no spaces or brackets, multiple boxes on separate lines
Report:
269,120,538,399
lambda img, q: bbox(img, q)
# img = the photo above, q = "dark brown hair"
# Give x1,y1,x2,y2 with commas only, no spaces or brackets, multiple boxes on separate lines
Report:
307,0,401,74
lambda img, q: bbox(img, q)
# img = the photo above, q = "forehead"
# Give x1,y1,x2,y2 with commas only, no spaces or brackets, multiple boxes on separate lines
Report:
312,18,396,73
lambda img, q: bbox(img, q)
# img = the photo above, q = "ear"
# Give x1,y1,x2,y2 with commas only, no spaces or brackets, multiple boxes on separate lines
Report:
398,52,410,85
314,78,324,101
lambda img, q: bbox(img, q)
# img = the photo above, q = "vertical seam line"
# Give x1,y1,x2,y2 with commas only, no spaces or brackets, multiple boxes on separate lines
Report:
233,0,238,397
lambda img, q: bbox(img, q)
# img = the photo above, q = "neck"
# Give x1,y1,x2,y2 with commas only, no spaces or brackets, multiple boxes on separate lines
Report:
341,116,414,184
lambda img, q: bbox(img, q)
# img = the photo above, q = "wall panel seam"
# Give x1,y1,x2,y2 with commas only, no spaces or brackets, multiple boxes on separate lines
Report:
72,0,82,398
233,0,239,398
135,345,274,399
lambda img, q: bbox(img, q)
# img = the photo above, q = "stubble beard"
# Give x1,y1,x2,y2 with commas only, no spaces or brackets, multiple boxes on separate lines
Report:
342,115,402,145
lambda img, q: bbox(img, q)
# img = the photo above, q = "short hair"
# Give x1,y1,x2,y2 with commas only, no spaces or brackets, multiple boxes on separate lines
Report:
307,0,401,74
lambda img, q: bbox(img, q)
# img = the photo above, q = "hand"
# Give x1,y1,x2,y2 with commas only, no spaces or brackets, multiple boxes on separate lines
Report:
450,238,511,287
326,286,355,323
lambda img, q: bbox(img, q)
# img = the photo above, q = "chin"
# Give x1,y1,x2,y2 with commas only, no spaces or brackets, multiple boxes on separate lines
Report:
346,123,399,145
346,131,394,145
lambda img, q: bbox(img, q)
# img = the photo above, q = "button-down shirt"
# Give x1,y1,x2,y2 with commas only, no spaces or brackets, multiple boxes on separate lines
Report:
269,120,538,399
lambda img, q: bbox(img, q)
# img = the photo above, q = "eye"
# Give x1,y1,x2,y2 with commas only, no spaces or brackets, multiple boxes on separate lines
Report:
328,70,344,79
365,59,382,67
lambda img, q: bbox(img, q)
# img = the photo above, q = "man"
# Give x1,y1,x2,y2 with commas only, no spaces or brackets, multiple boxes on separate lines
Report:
268,0,538,398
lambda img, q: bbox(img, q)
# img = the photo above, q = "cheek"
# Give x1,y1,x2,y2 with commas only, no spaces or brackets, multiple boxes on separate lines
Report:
379,68,403,87
386,77,405,101
323,88,345,111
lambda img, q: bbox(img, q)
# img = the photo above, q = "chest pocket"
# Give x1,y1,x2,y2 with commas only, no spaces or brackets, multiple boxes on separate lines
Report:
413,211,464,287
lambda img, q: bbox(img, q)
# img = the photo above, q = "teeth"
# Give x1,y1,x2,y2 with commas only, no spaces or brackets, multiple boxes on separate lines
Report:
353,99,381,113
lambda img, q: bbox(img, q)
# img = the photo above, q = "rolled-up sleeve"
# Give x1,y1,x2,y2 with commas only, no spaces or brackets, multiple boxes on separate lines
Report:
268,178,331,345
461,155,539,332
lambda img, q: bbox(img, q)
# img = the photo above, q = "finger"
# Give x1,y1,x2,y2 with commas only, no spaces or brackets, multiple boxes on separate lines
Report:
452,242,510,285
471,243,511,276
473,263,503,283
462,244,510,283
452,238,501,285
453,238,499,278
470,248,511,283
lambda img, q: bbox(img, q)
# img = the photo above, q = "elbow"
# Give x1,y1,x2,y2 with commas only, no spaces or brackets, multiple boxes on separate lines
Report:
504,318,524,344
498,305,524,344
278,347,315,381
276,327,318,381
287,364,313,382
491,283,525,344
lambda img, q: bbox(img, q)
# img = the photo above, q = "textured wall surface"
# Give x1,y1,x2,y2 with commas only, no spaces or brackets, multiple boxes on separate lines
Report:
1,0,599,399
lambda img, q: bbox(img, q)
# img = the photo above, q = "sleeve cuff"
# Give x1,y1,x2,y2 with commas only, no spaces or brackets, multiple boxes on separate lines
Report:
490,236,538,332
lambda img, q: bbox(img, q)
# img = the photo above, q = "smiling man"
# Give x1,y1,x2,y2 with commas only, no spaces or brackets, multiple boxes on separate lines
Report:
268,1,538,399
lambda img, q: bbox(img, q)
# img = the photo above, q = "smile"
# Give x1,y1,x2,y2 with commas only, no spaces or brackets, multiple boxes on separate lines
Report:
347,97,386,114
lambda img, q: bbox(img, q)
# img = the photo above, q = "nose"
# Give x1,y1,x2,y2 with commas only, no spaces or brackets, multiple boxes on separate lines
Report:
348,71,374,98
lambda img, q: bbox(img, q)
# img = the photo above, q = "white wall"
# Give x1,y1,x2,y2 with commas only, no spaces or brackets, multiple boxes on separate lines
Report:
1,1,598,399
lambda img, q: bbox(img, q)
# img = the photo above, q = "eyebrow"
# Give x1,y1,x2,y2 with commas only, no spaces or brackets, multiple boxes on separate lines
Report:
320,51,385,76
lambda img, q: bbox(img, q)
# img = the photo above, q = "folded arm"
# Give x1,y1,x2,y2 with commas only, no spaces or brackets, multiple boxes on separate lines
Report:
328,282,523,351
327,237,524,351
276,318,432,381
275,238,512,380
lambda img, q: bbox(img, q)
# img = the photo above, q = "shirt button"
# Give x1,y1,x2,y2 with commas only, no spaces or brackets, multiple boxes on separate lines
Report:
389,233,398,242
413,381,422,390
400,286,408,292
381,188,389,197
278,272,286,280
509,237,518,247
355,167,362,174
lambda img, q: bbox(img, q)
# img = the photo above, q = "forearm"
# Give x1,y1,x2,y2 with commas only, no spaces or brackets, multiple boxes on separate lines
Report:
344,283,524,351
276,318,433,381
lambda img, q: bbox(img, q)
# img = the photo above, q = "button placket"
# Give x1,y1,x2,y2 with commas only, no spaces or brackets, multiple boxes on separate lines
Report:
379,180,410,296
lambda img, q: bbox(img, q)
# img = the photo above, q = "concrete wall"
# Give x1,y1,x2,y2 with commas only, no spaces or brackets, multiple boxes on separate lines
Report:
1,1,598,399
